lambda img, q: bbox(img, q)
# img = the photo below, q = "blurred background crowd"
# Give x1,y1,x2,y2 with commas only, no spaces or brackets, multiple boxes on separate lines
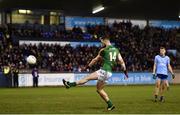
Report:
0,21,179,72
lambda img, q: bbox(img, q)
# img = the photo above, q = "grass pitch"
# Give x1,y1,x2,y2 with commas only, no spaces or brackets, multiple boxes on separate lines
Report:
0,85,180,114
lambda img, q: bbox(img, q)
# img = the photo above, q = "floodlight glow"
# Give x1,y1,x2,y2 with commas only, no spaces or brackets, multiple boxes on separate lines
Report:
26,10,32,14
92,6,105,14
19,9,32,14
19,9,26,14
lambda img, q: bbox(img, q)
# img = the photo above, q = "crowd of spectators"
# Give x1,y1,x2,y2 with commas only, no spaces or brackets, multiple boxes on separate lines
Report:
10,23,85,40
0,21,179,72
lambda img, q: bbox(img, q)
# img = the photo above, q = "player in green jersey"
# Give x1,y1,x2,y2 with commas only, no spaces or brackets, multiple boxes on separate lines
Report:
62,37,128,111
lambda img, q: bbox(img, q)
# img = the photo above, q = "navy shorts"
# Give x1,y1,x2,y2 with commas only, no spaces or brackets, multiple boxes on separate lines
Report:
157,74,168,80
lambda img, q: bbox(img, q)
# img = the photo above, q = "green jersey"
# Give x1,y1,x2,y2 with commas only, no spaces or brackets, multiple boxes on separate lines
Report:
100,45,119,72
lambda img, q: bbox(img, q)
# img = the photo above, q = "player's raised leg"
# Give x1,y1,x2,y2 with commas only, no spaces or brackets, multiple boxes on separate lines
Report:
62,71,98,88
96,80,115,111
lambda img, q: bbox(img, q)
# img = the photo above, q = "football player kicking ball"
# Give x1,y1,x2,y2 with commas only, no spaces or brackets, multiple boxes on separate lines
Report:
63,37,128,111
153,47,175,102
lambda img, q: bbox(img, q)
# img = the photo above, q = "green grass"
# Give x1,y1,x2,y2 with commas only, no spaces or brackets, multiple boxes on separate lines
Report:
0,85,180,114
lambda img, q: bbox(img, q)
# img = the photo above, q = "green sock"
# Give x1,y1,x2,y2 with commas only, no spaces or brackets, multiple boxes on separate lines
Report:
107,100,113,107
69,82,77,87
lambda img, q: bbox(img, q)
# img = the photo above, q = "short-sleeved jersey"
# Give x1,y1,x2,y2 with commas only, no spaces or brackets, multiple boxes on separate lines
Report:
154,55,170,75
100,45,119,72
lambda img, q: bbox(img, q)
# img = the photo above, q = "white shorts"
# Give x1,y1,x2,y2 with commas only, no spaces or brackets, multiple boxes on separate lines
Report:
96,69,112,82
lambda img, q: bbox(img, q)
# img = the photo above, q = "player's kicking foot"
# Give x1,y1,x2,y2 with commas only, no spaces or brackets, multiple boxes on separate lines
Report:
107,105,115,111
62,79,70,89
167,86,170,91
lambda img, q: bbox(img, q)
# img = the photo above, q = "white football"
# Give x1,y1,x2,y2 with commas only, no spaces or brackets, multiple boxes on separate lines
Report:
26,55,37,64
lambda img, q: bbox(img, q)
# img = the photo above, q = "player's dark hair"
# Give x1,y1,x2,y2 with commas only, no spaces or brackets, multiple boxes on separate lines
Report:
160,46,166,49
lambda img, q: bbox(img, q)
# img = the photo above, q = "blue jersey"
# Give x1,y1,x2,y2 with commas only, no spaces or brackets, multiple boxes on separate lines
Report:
154,55,170,75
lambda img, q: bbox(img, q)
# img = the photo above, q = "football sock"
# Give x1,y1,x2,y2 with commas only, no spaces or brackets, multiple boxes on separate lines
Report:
160,96,164,100
155,95,158,99
69,82,77,87
107,100,113,107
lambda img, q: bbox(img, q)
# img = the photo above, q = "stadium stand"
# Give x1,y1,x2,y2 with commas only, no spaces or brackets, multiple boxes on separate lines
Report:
0,21,179,72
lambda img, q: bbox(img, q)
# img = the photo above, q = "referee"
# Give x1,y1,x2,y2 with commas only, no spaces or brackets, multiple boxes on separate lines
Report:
152,47,175,102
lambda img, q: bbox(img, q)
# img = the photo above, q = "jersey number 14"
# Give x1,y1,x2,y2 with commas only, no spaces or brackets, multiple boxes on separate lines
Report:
109,52,117,61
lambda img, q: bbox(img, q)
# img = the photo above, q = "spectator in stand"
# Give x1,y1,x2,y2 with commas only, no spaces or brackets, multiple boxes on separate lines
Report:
0,22,179,72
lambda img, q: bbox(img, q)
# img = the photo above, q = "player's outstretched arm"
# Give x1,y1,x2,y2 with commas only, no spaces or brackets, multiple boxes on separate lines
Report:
117,53,128,78
88,55,101,67
88,49,103,67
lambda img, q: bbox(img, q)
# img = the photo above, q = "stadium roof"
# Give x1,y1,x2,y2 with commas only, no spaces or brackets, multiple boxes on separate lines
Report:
0,0,180,20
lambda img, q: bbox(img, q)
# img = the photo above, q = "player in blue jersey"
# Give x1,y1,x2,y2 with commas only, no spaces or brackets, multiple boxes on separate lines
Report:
152,47,175,102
